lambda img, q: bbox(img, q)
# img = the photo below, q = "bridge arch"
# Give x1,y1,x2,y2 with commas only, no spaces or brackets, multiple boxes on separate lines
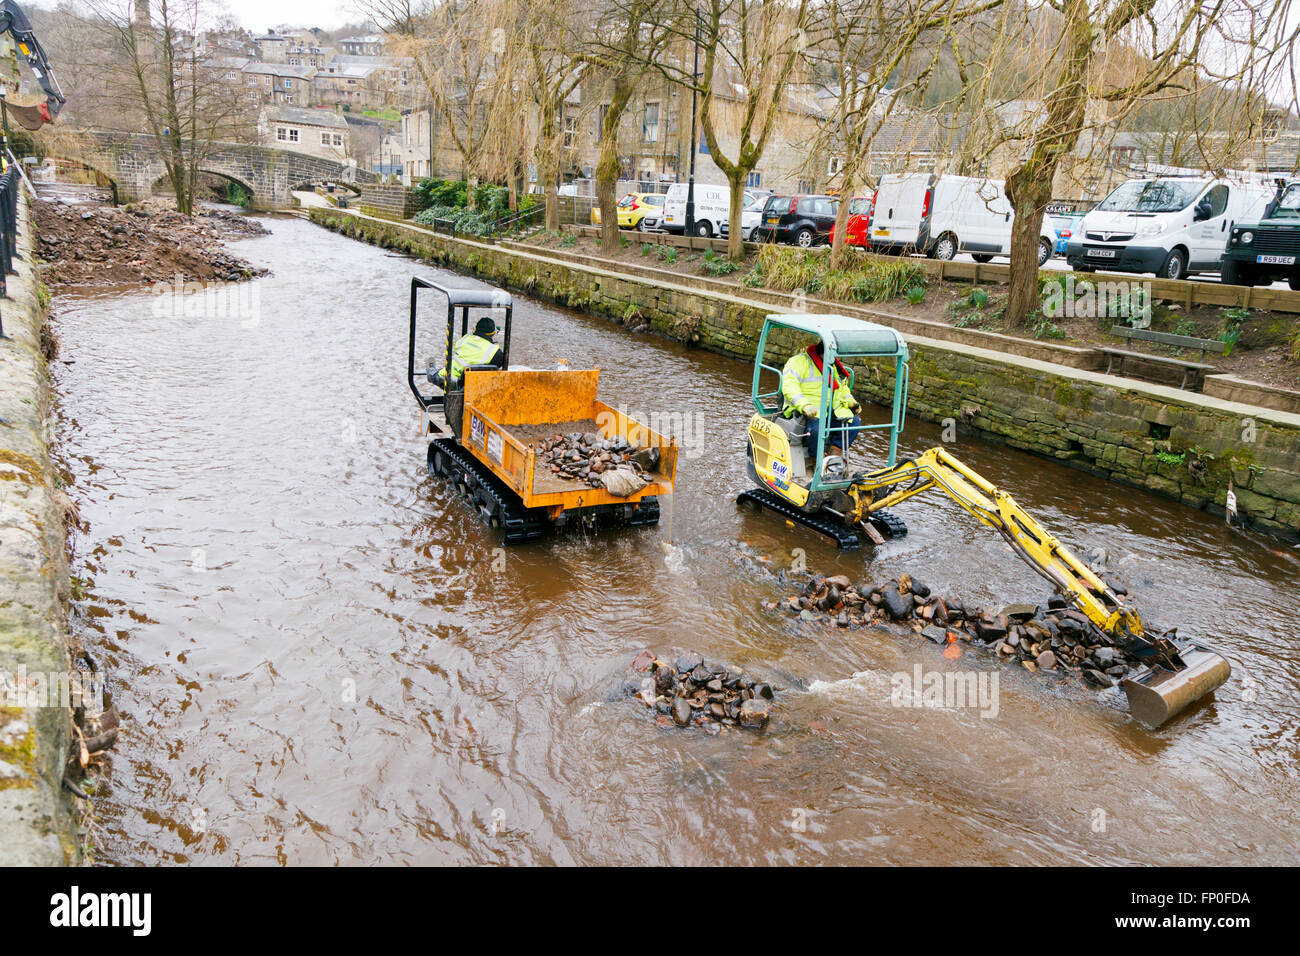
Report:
53,131,378,209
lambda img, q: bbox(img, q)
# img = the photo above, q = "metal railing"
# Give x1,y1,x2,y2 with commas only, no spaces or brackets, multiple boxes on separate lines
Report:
0,164,21,309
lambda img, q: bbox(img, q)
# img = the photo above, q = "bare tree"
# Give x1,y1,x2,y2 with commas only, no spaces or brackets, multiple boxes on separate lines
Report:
370,0,515,207
653,0,810,260
523,0,585,230
579,0,679,253
812,0,992,268
988,0,1300,324
86,0,247,215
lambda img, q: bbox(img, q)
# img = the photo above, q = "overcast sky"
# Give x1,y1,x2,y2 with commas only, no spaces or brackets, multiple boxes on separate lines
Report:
218,0,361,32
27,0,365,32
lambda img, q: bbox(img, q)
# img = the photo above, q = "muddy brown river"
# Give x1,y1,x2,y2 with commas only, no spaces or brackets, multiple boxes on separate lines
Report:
51,211,1299,865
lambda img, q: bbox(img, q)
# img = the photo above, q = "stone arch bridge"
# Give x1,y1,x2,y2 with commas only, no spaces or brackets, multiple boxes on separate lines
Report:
47,130,378,209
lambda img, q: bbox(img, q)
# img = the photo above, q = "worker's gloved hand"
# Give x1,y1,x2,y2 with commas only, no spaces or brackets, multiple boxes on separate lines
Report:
833,407,854,420
802,405,820,418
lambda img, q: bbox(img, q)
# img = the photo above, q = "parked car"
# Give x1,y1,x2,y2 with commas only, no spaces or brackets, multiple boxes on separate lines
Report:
662,182,732,237
1065,175,1275,279
754,194,840,246
1221,180,1300,288
1048,213,1082,256
828,196,874,247
721,190,775,241
618,192,666,230
869,173,1058,264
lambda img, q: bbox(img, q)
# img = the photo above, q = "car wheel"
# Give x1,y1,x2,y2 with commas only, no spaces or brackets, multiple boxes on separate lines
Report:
637,218,649,232
795,228,814,248
1220,259,1241,286
1290,275,1300,291
972,253,994,263
931,234,957,260
1160,248,1187,280
695,221,712,238
1037,238,1052,267
1072,263,1094,273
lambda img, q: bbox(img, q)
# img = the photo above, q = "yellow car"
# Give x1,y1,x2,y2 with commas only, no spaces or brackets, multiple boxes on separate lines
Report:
591,192,667,230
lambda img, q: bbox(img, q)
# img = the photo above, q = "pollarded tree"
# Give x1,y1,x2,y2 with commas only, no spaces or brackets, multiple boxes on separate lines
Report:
994,0,1300,324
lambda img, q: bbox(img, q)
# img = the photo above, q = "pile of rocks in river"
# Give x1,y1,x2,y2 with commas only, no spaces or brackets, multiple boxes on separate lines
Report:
626,648,774,732
534,431,660,495
771,572,1151,688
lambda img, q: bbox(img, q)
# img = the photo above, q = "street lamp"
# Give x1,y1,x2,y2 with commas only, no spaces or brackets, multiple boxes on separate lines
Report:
685,13,700,237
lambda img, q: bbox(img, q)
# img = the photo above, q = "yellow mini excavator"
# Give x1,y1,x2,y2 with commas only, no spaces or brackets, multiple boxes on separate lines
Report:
738,313,1231,729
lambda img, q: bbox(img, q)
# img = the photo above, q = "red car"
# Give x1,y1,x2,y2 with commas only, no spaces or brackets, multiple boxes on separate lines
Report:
829,195,874,247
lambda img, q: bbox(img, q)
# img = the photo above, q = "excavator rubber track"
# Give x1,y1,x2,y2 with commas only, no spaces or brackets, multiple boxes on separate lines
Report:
738,487,907,550
429,438,548,543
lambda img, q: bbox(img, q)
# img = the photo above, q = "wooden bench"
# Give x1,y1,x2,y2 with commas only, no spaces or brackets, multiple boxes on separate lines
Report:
1102,326,1221,390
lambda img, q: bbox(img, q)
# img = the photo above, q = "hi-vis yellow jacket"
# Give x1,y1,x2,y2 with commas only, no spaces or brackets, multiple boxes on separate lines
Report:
781,350,857,418
438,333,500,383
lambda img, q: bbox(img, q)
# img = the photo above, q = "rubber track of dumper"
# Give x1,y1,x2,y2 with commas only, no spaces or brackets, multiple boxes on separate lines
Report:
430,438,548,544
736,488,862,550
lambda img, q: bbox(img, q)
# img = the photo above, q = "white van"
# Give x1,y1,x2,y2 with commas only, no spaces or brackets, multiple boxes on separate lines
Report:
1065,176,1275,279
870,173,1057,264
661,182,734,237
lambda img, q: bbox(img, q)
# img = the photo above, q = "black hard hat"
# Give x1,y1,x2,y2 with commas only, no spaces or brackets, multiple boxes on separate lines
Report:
474,316,497,337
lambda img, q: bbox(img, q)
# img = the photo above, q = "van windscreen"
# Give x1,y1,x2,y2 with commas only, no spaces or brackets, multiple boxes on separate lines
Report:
1096,179,1207,213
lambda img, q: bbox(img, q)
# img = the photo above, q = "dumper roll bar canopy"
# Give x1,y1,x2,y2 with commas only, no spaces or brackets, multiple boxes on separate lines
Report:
752,313,910,480
407,276,513,412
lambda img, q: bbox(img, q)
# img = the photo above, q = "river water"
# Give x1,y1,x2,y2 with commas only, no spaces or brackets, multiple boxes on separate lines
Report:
50,210,1299,865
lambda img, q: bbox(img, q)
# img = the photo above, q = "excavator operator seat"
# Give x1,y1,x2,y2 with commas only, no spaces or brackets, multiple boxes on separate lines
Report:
776,415,810,484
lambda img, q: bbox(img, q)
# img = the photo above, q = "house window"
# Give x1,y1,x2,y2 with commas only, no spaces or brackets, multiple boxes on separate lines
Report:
285,79,293,88
746,171,761,187
563,116,576,148
320,132,344,147
597,103,609,136
276,127,299,143
643,102,659,142
284,96,293,104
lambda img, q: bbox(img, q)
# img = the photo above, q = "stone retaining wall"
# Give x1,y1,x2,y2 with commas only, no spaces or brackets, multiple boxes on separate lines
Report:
310,207,1300,540
0,189,78,864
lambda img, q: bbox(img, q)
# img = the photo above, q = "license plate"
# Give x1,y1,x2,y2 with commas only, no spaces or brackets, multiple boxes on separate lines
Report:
874,228,889,236
1088,248,1118,258
666,215,675,223
766,217,779,224
1256,254,1296,265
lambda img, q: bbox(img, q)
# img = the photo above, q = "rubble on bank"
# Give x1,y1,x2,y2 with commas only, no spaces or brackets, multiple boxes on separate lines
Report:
623,648,776,733
34,198,269,288
767,570,1161,688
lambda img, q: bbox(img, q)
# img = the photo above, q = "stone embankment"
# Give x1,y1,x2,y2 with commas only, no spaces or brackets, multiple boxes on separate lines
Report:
0,188,79,864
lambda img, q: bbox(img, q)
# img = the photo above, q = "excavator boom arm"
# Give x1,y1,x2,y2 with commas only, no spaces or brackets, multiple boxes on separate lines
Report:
0,0,66,123
852,447,1187,668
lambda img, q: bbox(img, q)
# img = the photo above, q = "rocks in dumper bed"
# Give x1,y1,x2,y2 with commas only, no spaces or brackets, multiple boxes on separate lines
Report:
627,650,776,732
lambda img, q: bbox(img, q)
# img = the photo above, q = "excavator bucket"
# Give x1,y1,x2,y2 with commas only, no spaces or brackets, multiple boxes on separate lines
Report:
3,100,48,131
1120,646,1231,728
